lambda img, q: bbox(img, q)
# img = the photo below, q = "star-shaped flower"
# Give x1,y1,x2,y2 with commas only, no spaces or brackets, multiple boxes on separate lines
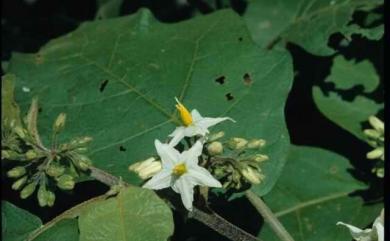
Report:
169,98,234,146
143,139,222,211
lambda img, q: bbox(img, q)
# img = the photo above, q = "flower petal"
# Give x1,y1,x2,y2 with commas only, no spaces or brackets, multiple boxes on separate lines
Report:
337,222,372,241
155,139,180,168
184,125,207,136
173,177,194,211
191,109,203,122
188,166,222,188
182,141,203,167
196,117,235,130
142,170,172,190
168,127,186,147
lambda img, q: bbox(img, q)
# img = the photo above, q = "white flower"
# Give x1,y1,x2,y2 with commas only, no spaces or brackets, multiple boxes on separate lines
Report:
143,140,222,211
169,97,234,147
337,209,384,241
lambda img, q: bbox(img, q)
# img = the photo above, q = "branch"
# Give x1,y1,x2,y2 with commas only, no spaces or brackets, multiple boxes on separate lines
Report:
245,191,295,241
90,166,261,241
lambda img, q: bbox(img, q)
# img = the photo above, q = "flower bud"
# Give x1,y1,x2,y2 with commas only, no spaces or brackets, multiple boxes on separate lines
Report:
53,113,66,133
7,166,26,178
364,129,381,139
368,116,384,133
207,141,223,155
46,191,56,207
56,175,75,190
14,126,27,138
37,184,48,207
77,136,93,145
25,149,39,160
12,176,28,190
46,164,65,177
251,154,269,163
367,147,384,160
129,157,162,180
2,150,22,160
74,155,92,171
241,167,263,185
20,182,37,199
227,137,248,150
209,131,225,142
247,139,266,149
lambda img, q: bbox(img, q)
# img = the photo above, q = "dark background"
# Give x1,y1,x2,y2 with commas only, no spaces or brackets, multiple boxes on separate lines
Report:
1,1,384,240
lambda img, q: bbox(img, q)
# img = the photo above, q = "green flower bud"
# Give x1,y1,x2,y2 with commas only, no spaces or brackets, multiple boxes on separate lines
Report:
7,166,26,178
2,150,22,160
364,129,381,139
367,147,384,160
247,139,266,149
20,182,37,199
241,167,263,185
56,175,75,190
37,185,48,207
14,126,27,138
46,191,56,207
46,164,65,177
75,155,92,171
368,116,384,133
2,150,10,159
12,176,28,190
207,142,223,156
77,136,93,145
129,157,162,180
209,131,225,142
53,113,66,133
25,149,39,160
251,154,269,163
227,137,248,150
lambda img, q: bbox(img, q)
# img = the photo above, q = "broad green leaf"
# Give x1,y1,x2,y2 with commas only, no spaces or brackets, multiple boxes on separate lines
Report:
95,0,123,19
313,55,383,141
258,146,382,241
244,0,382,55
6,9,293,195
326,56,379,92
31,219,79,241
1,74,21,126
78,186,174,241
2,201,42,241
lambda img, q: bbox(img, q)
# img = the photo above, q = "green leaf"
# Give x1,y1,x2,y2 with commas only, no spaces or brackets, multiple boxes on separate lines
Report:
244,0,383,55
312,55,383,140
341,24,384,41
1,74,22,126
2,201,42,241
95,0,123,20
78,186,174,241
6,9,293,195
258,146,382,241
326,56,379,92
31,219,79,241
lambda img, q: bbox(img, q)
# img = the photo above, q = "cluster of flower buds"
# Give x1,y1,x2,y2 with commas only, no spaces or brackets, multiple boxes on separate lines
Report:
128,157,162,180
206,132,268,190
363,116,384,178
2,98,93,207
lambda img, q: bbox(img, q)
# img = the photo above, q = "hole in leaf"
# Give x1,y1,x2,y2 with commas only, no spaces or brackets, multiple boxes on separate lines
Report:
215,76,225,85
99,79,109,92
243,73,252,85
38,107,43,113
225,93,234,101
119,146,126,152
238,37,243,42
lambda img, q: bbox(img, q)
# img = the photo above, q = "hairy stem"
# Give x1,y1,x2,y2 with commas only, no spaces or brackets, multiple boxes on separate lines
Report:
90,166,261,241
245,191,295,241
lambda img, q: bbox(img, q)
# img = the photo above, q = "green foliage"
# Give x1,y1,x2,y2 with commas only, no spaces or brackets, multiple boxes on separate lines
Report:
32,219,79,241
79,186,174,241
1,74,21,127
2,201,41,241
244,0,383,55
258,146,383,241
313,56,383,140
6,9,293,196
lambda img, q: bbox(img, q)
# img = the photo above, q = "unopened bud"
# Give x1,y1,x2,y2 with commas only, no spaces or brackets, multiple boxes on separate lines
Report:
364,129,381,139
7,166,26,178
207,142,223,155
367,147,384,160
129,157,162,180
251,154,269,162
46,191,56,207
77,136,93,145
37,185,48,207
2,150,10,159
241,167,263,185
209,131,225,142
227,137,248,150
75,155,92,171
247,139,266,149
12,176,28,190
14,126,27,138
25,149,38,160
368,116,384,133
53,113,66,133
56,175,75,190
46,164,65,177
20,182,37,199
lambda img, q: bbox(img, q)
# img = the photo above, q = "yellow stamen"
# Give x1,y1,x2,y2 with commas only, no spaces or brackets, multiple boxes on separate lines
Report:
175,98,193,126
172,163,187,176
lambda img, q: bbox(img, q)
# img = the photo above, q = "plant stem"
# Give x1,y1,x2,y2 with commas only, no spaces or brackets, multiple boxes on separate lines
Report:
90,166,261,241
245,191,295,241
